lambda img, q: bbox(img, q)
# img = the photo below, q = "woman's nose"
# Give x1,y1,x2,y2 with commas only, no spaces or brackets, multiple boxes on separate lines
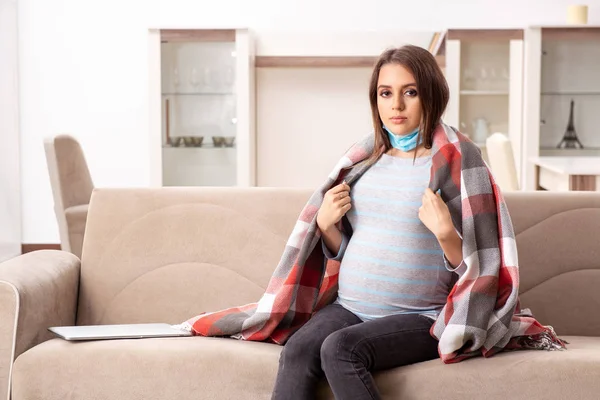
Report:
392,95,405,111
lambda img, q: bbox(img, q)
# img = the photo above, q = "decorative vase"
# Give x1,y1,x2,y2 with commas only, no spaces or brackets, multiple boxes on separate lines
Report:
567,5,588,25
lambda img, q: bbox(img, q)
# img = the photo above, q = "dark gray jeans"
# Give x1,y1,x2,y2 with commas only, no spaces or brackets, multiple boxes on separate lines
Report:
271,303,439,400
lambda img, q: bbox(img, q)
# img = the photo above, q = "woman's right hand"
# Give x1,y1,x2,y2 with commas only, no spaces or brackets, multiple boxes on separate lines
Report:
317,181,352,232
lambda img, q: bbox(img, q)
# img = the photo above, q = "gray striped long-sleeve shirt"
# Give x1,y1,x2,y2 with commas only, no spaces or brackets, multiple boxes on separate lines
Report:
323,153,456,321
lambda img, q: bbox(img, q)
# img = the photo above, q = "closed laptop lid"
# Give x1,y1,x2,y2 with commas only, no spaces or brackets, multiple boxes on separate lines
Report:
48,323,192,341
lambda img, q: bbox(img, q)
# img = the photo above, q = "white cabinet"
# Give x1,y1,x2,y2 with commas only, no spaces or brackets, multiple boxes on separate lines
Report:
443,29,524,169
148,29,256,187
522,26,600,190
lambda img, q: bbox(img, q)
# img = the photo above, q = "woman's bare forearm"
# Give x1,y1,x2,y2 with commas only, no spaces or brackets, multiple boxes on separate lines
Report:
320,225,344,256
437,229,463,268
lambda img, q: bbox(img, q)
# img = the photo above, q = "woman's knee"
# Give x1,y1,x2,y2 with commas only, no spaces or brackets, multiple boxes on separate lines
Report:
320,329,364,370
280,331,321,366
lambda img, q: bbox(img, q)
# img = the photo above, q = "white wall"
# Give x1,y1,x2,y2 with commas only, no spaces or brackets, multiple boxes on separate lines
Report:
0,0,21,260
256,67,373,188
18,0,600,242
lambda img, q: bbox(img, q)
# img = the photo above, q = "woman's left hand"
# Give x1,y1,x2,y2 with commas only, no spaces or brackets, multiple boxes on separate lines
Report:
418,188,455,240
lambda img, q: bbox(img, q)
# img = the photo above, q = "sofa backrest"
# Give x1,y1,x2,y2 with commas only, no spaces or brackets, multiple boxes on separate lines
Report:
500,191,600,336
76,187,314,327
77,188,600,337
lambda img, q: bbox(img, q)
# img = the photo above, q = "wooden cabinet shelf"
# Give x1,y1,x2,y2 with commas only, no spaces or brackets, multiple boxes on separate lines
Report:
540,26,600,40
255,55,446,68
161,92,235,96
460,90,509,96
541,91,600,96
256,56,376,68
160,29,236,43
446,29,524,41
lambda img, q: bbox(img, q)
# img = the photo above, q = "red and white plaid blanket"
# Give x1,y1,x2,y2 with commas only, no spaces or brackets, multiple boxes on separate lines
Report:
180,122,566,363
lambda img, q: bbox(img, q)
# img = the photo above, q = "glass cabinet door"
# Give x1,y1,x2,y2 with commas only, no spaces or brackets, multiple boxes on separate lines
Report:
444,29,524,166
521,27,600,190
539,29,600,154
149,29,255,187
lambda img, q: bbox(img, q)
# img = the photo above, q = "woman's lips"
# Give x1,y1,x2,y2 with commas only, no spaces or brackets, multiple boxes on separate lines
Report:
390,117,407,124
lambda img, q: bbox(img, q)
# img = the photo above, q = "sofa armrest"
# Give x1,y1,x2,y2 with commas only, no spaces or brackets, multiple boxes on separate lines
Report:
0,250,80,400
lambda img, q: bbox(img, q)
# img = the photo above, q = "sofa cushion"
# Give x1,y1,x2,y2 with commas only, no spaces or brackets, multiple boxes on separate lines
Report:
11,335,600,400
12,336,281,400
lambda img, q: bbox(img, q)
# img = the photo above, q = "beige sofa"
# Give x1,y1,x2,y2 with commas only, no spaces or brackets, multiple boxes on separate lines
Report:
2,187,600,400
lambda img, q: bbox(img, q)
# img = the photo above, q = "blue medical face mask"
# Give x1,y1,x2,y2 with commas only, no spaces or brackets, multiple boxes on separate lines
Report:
383,124,420,152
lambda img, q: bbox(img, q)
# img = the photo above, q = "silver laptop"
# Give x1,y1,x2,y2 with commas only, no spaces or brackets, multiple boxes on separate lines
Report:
48,323,192,341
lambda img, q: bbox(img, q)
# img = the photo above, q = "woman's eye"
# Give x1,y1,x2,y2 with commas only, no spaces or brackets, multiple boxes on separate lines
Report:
379,90,391,97
405,89,418,97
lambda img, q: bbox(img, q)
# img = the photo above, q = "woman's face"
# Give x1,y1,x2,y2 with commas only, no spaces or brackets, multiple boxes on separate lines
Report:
376,63,422,136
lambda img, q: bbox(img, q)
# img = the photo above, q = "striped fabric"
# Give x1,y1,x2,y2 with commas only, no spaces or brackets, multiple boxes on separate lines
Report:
327,153,454,321
180,121,567,364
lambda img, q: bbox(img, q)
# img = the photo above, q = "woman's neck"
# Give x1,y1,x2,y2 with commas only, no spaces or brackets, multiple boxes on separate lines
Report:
386,144,430,159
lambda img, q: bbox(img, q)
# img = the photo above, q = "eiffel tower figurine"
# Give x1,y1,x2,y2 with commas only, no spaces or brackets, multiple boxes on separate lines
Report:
557,99,584,149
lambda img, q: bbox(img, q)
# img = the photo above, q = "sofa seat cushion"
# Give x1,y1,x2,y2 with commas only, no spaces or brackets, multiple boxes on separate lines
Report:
375,335,600,400
12,335,600,400
12,336,282,400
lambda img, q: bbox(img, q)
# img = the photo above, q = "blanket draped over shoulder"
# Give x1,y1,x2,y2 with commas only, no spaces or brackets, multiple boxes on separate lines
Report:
179,122,566,363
